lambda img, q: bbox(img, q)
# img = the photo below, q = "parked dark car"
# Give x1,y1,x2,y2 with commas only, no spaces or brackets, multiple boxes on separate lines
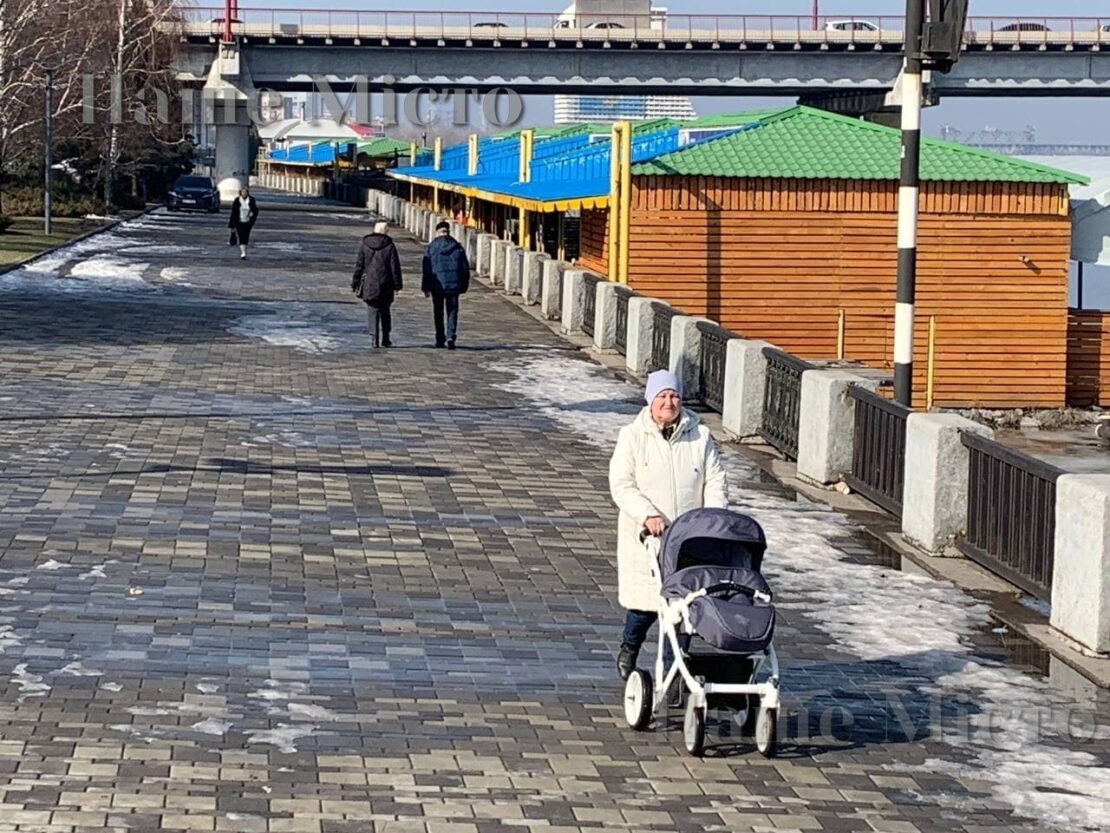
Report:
167,175,219,213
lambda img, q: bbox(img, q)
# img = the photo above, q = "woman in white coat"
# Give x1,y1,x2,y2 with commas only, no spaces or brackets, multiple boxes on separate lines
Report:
609,369,729,682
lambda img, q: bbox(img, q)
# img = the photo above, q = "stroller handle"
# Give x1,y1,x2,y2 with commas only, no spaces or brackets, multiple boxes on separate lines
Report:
703,581,773,603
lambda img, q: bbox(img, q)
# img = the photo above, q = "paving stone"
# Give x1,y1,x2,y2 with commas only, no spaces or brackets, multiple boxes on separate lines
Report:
0,203,1105,833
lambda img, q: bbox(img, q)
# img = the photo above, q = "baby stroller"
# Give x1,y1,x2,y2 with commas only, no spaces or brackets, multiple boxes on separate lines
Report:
622,507,780,757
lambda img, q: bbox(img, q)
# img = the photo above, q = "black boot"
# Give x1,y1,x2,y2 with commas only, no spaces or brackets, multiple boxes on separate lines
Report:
617,644,638,681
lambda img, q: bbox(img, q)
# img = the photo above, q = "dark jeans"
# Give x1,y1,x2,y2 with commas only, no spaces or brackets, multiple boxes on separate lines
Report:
623,609,690,670
367,303,391,345
432,293,460,344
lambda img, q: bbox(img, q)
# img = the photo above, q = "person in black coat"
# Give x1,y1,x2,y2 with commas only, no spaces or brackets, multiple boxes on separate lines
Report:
422,221,471,349
228,186,259,259
352,221,404,347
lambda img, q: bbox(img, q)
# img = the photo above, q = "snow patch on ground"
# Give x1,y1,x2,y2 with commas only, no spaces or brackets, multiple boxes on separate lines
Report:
256,242,303,253
286,702,342,722
159,267,192,284
244,431,315,449
190,718,233,736
36,560,65,571
12,665,51,701
245,724,316,753
70,255,149,285
79,560,117,581
491,354,1110,833
229,313,343,354
56,661,103,677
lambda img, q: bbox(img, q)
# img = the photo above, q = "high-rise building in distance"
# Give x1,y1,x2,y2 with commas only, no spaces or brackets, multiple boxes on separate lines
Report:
553,95,697,124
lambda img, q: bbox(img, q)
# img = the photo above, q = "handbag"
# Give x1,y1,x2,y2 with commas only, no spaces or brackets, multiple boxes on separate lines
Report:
229,229,239,246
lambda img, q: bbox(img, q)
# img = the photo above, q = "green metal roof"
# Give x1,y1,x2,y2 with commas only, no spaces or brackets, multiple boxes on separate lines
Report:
356,137,411,156
682,110,781,129
633,107,1088,185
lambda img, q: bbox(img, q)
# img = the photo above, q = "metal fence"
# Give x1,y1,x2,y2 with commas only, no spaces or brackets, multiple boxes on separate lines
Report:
697,321,731,412
845,386,910,518
580,274,600,338
958,432,1064,602
759,348,813,460
614,287,633,356
650,304,677,372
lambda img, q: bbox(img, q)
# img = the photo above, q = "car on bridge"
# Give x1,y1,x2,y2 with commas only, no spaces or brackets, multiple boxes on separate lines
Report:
825,19,879,32
472,21,508,29
166,175,220,213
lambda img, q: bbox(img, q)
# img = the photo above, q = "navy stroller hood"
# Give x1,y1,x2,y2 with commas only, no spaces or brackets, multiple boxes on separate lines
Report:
659,509,774,654
658,507,767,578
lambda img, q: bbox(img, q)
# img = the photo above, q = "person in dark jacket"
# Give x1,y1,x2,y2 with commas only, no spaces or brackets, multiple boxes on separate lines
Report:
228,186,259,259
352,221,403,348
422,221,471,349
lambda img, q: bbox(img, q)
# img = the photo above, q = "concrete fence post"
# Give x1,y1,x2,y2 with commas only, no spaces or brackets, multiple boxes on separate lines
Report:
668,316,712,399
593,282,621,351
522,252,550,306
489,241,510,287
722,339,775,441
464,228,479,268
504,247,525,295
560,270,587,334
477,234,496,277
1052,475,1110,655
540,260,565,319
902,414,993,555
796,370,881,487
626,296,657,376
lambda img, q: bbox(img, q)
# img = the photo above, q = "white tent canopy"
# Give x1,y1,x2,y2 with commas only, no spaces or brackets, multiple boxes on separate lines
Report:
258,118,376,147
1022,155,1110,267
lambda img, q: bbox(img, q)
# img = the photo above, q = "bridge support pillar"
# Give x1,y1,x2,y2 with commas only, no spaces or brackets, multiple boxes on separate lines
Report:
204,41,256,202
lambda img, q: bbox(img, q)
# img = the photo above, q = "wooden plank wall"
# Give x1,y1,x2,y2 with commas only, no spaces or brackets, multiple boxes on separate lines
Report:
579,208,610,276
1067,311,1110,407
618,177,1072,409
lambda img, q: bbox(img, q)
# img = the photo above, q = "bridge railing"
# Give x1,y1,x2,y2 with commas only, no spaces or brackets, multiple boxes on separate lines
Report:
180,9,1110,49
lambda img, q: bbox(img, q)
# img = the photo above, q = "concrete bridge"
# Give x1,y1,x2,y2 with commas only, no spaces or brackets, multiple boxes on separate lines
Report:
176,10,1110,97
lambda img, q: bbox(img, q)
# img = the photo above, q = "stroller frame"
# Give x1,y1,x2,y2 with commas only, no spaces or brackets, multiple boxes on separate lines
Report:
624,534,781,757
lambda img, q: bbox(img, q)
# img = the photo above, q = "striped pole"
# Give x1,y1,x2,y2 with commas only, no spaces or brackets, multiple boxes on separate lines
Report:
894,0,925,407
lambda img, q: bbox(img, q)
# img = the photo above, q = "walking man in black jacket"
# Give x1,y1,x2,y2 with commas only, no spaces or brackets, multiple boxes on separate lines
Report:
422,221,471,349
352,221,403,347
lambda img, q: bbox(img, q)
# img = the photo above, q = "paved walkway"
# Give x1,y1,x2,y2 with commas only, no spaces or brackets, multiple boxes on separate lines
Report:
0,204,1107,833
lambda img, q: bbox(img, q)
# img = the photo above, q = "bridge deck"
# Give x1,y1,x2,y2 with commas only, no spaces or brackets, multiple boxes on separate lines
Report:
0,200,1107,832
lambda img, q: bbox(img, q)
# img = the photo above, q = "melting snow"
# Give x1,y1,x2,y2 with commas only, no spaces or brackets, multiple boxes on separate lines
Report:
191,718,233,736
11,665,51,701
245,724,316,753
492,354,1110,833
57,661,103,677
230,314,343,354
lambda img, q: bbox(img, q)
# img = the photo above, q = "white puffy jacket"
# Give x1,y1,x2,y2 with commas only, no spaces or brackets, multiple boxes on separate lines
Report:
608,407,729,612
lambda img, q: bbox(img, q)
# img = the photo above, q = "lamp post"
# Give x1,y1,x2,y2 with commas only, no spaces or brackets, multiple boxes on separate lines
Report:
44,68,54,236
893,0,925,407
812,1,819,30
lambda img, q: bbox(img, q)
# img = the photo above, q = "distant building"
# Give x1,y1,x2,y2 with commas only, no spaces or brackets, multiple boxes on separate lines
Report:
553,94,696,124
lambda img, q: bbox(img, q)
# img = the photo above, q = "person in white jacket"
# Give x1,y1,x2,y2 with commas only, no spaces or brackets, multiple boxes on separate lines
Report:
609,369,729,682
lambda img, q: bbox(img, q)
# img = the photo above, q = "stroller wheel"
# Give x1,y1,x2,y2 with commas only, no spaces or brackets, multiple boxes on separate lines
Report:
624,670,653,731
755,707,778,758
683,699,706,757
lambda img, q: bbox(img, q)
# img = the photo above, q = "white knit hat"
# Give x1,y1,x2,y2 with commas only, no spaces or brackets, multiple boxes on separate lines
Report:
644,369,681,405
